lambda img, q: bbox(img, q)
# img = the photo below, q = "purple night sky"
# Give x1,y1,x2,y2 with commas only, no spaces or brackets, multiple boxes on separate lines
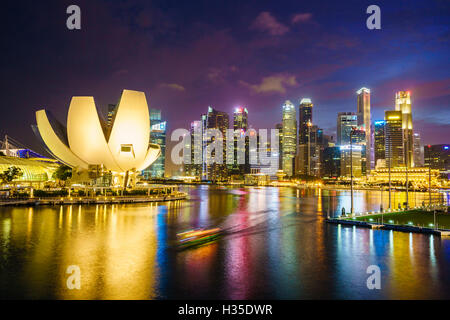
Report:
0,0,448,173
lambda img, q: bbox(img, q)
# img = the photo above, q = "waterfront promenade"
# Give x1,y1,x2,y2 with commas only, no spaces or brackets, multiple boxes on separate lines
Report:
0,193,187,206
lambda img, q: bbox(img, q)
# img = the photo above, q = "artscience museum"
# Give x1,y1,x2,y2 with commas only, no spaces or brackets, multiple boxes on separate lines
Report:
33,89,161,187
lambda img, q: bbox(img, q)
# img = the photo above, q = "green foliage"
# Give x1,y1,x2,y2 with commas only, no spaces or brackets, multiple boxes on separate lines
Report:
0,166,23,184
34,189,69,197
53,164,72,181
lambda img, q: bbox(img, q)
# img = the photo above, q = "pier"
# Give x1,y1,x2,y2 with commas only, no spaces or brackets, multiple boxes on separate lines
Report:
0,193,187,207
327,217,450,236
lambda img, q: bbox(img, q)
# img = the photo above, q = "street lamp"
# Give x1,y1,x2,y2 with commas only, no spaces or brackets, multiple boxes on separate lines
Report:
388,152,392,210
428,145,432,208
350,127,355,215
307,121,312,177
405,126,409,210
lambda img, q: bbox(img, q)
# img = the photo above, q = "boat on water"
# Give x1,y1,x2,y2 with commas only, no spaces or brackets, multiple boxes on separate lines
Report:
176,228,222,248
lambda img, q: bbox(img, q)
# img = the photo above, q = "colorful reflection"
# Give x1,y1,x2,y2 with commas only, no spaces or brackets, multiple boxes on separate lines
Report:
0,186,449,299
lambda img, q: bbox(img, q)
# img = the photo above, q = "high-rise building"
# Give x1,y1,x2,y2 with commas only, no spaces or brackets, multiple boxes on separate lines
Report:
232,107,249,176
337,112,357,145
323,146,341,179
356,87,372,171
350,126,367,175
282,101,297,176
298,98,313,145
374,120,386,168
395,91,414,167
424,144,450,172
184,120,203,177
385,110,404,168
275,123,283,170
142,109,166,179
340,145,362,178
413,132,423,167
205,106,229,181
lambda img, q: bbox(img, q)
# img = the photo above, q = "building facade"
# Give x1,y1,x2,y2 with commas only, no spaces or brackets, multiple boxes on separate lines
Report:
385,110,404,168
424,144,450,172
395,91,414,167
356,88,372,171
204,106,229,181
282,101,297,177
337,112,357,145
413,132,424,167
322,146,341,179
374,120,386,168
142,109,166,179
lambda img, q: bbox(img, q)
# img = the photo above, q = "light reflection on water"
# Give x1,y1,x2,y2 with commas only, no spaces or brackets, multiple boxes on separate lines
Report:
0,186,449,299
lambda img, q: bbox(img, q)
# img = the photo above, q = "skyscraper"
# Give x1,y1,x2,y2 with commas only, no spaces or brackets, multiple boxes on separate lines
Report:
395,91,414,167
340,145,362,178
374,120,386,168
205,106,229,181
350,126,367,175
232,107,249,176
356,87,372,171
298,98,313,145
282,101,297,176
337,112,357,145
142,109,166,179
275,123,283,170
184,120,203,177
385,110,404,168
413,132,423,167
322,146,341,179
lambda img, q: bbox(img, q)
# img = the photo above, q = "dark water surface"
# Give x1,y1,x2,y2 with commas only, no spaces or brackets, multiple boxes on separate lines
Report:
0,186,449,299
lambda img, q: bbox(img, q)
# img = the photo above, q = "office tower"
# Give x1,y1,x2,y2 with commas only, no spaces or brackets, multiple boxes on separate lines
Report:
282,101,297,176
184,120,203,177
309,125,323,177
295,124,323,177
349,126,366,175
232,107,249,175
385,110,404,168
142,109,166,179
205,106,229,181
323,146,341,179
356,87,372,171
374,120,386,168
340,145,362,178
275,123,283,170
298,98,313,145
337,112,357,145
424,144,450,171
395,91,414,167
413,132,423,167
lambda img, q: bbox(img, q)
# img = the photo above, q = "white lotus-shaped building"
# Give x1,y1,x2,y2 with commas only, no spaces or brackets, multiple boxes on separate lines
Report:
34,89,161,174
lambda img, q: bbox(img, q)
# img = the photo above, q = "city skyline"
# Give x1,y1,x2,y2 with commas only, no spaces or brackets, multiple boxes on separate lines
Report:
0,1,448,159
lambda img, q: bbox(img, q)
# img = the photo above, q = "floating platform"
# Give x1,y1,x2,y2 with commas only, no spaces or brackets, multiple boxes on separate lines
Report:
326,218,449,236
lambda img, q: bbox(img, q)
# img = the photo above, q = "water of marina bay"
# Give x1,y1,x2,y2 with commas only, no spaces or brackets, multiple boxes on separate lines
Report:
0,186,449,300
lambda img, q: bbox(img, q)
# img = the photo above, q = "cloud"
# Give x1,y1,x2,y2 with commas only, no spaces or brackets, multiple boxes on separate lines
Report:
250,12,289,36
206,66,239,83
239,73,298,95
159,83,186,92
291,13,313,24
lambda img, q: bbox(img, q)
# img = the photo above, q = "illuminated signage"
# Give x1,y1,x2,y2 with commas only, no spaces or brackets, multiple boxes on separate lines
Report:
151,121,166,132
340,145,362,151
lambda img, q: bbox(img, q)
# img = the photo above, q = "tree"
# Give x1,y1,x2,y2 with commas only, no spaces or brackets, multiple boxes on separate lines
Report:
0,166,23,184
53,164,72,181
